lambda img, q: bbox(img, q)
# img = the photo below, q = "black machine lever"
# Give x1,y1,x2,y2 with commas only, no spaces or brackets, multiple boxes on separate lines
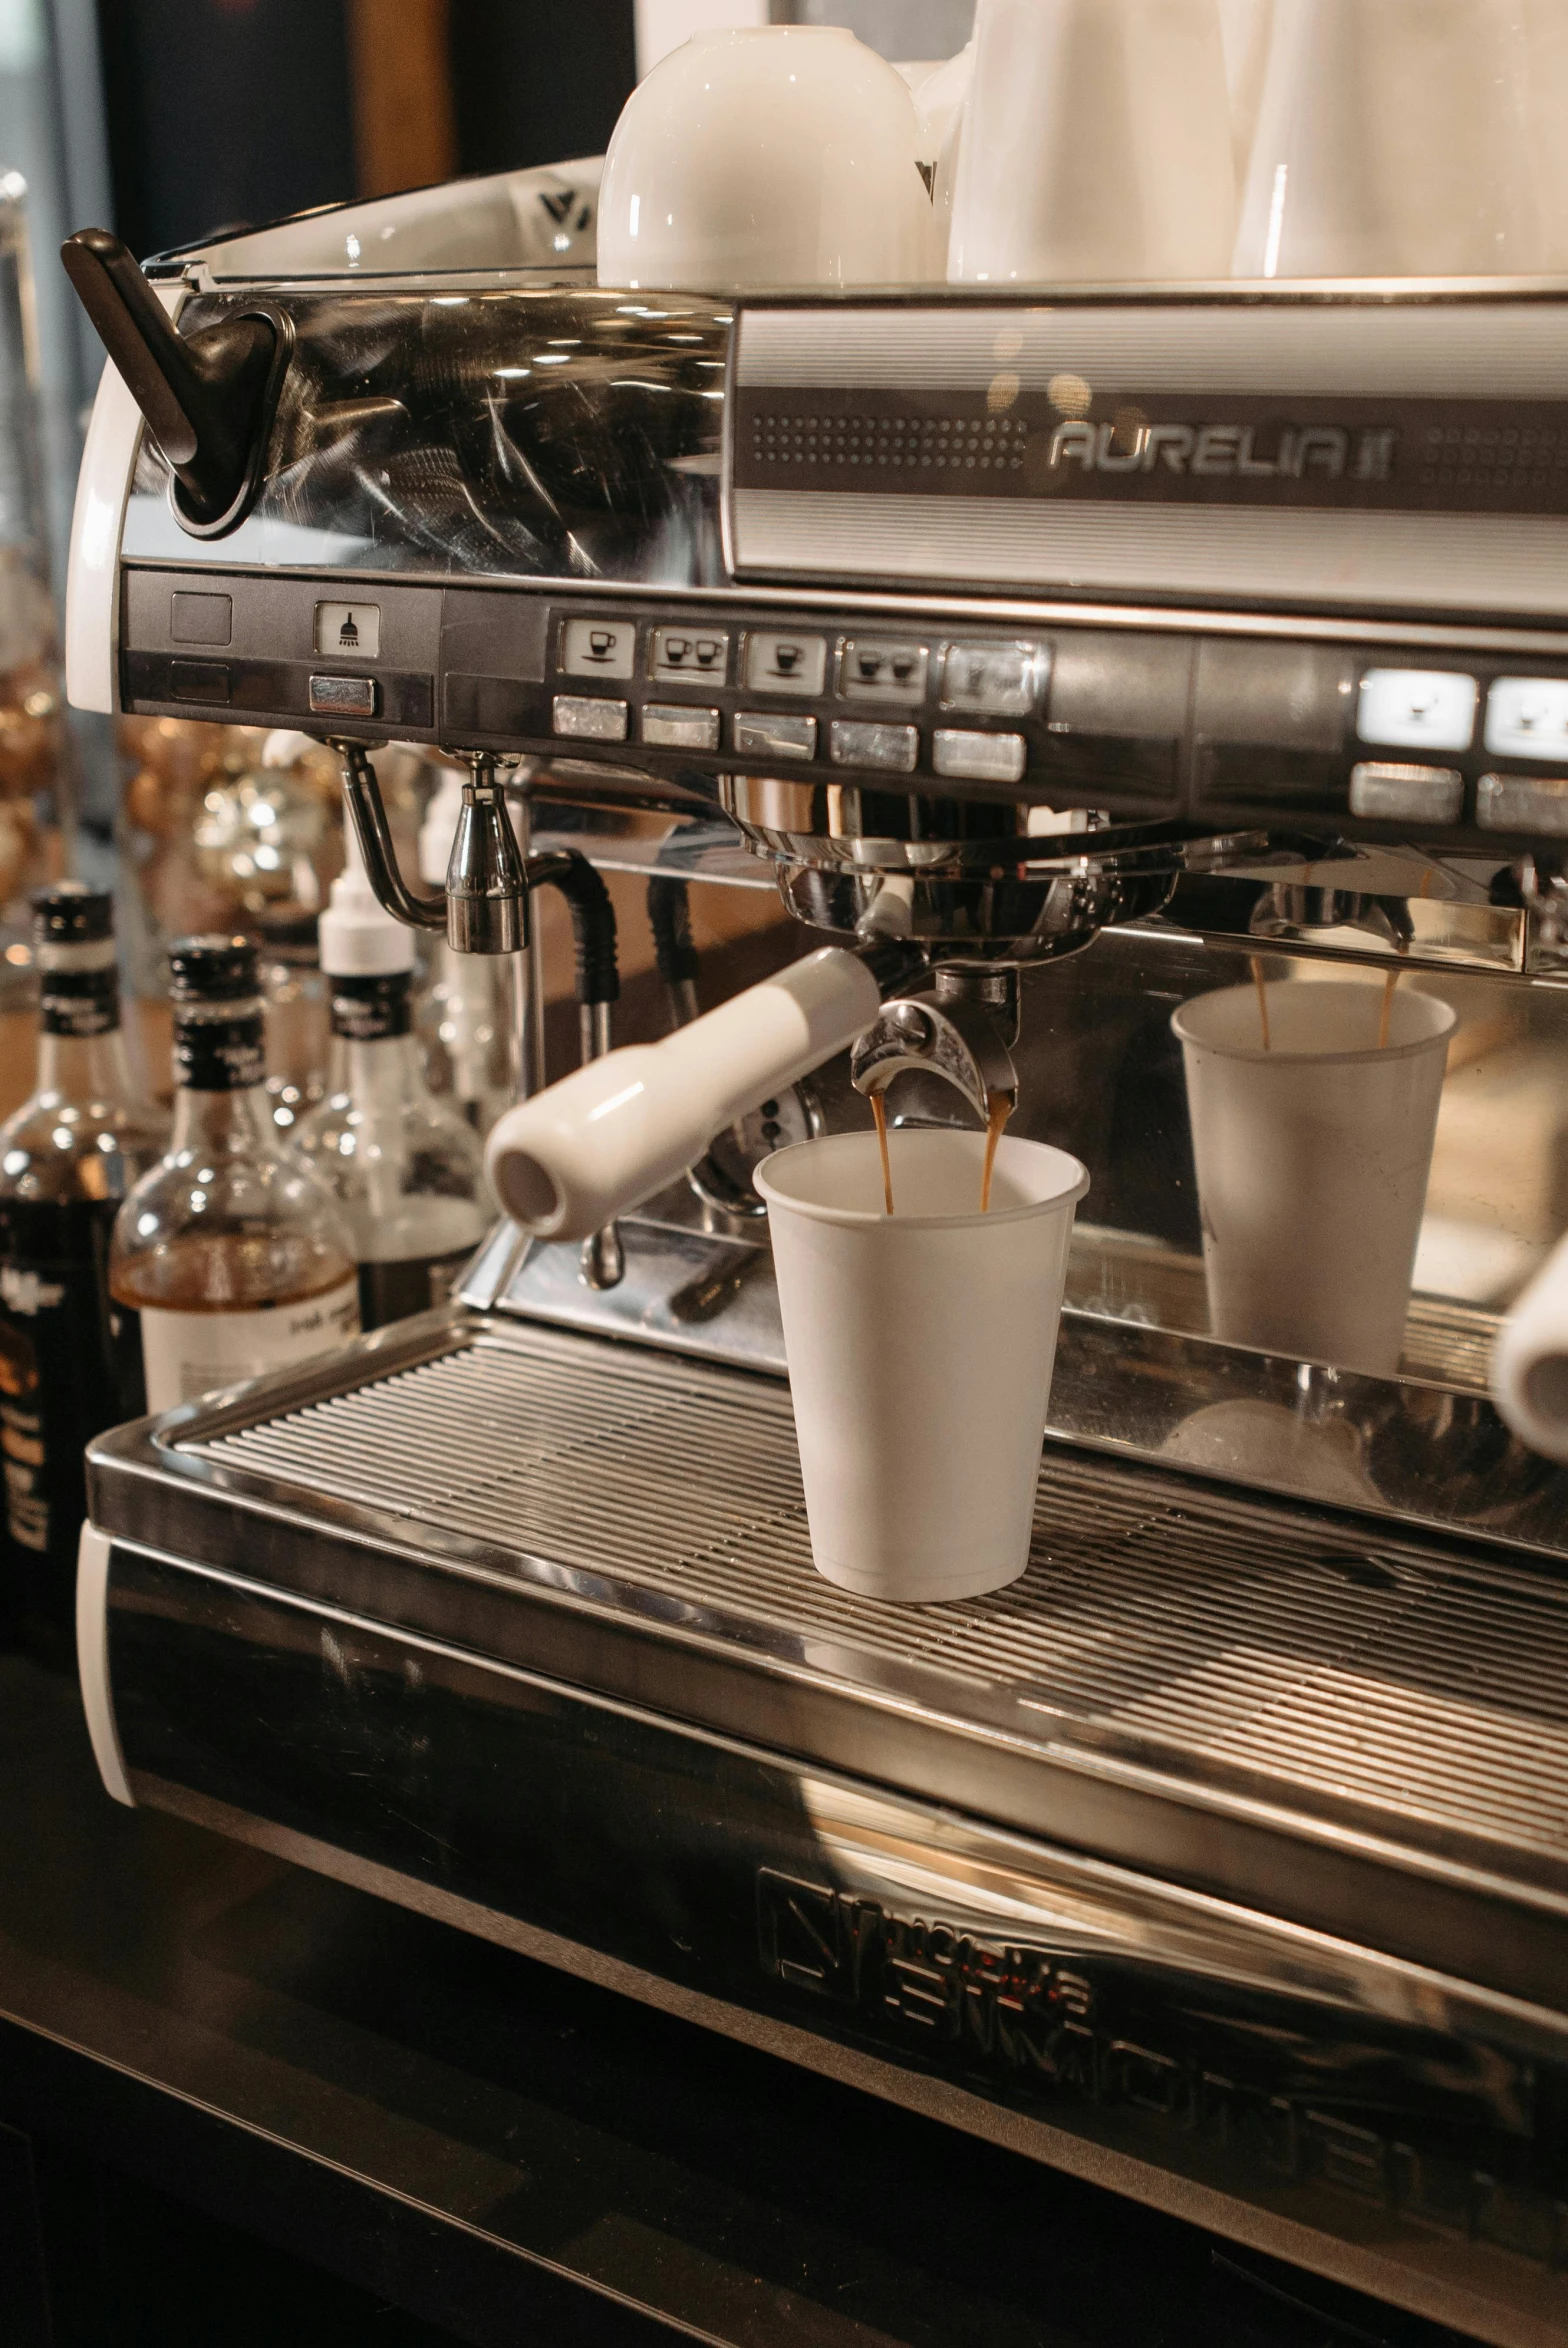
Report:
61,227,288,532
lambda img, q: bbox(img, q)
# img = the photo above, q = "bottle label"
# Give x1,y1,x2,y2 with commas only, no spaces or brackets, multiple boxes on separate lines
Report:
174,1009,267,1092
0,1200,144,1661
358,1245,473,1331
139,1277,361,1414
331,972,412,1043
40,964,120,1039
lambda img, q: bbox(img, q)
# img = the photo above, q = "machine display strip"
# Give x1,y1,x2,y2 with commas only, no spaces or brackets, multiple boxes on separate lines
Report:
732,390,1568,518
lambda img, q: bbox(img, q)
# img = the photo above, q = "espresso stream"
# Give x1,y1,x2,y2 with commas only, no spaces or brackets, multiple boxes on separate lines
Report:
872,1089,1015,1216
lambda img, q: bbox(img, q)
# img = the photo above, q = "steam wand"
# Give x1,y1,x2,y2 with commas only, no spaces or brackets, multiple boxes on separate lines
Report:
331,741,624,1286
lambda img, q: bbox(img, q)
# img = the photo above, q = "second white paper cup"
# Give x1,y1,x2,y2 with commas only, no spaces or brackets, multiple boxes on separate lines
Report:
757,1128,1088,1604
1174,981,1456,1377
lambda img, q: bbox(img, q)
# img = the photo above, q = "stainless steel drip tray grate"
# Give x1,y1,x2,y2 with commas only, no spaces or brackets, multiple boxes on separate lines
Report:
187,1321,1568,1897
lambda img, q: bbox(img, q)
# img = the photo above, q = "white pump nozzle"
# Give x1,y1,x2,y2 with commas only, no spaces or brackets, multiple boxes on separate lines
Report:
320,813,415,977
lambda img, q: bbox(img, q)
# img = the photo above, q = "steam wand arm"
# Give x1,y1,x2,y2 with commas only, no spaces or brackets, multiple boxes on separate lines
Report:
335,741,446,933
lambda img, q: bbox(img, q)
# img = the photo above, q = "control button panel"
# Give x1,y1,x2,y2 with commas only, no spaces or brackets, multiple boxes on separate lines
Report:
1349,761,1464,824
560,617,637,679
829,719,917,773
934,728,1028,785
839,638,927,702
743,631,827,697
1357,667,1478,752
553,694,628,742
649,624,729,685
1484,676,1568,761
309,673,376,717
642,702,720,751
942,640,1048,718
315,602,380,659
1477,772,1568,834
735,711,816,759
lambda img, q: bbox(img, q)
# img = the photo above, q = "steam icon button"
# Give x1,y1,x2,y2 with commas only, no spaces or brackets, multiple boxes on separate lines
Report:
314,601,381,660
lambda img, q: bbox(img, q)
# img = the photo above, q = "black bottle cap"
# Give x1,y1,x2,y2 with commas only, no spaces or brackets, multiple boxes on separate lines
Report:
168,933,259,1002
32,881,114,943
255,902,321,958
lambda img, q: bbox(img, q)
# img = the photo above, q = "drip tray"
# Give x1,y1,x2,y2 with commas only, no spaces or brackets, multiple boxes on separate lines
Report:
95,1314,1568,2009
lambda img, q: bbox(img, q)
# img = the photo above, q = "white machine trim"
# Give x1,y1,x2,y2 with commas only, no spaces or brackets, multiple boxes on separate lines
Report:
75,1523,134,1807
65,281,182,715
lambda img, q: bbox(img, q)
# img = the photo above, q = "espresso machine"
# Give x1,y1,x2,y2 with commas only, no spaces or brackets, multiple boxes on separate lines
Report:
58,168,1568,2347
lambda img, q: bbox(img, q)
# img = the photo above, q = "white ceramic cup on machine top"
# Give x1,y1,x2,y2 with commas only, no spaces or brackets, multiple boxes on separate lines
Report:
757,1128,1089,1604
1173,981,1456,1378
597,26,935,291
948,0,1237,283
1232,0,1552,277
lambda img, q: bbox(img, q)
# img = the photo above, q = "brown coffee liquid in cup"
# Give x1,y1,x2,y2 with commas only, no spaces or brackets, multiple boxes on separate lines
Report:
871,1088,1014,1216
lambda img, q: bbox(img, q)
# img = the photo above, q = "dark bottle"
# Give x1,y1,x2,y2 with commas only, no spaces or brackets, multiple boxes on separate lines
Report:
0,884,166,1667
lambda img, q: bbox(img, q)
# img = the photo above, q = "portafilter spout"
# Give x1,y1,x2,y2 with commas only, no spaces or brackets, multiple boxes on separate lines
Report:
851,966,1019,1126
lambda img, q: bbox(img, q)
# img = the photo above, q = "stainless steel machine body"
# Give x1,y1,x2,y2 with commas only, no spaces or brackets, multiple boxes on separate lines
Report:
65,201,1568,2345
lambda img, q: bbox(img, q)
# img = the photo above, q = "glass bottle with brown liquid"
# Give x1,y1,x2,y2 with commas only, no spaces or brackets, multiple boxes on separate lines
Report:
110,936,360,1413
0,884,167,1663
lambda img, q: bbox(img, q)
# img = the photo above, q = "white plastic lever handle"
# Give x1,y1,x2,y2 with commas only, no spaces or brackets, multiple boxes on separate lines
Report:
485,946,880,1242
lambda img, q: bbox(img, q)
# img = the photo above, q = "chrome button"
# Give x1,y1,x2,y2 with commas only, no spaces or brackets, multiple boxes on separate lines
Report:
734,711,817,759
932,728,1028,785
1348,762,1464,824
642,703,721,751
553,695,629,742
829,719,918,773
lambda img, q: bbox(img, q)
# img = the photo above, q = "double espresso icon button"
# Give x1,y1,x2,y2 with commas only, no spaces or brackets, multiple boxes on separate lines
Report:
650,625,730,685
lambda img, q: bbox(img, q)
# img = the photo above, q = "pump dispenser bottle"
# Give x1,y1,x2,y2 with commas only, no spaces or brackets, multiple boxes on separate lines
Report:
297,829,488,1328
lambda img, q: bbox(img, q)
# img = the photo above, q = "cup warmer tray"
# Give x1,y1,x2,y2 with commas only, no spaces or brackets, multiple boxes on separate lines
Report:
80,1297,1568,2348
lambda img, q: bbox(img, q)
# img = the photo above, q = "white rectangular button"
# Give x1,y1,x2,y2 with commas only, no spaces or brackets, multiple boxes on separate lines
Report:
642,703,720,751
839,638,927,702
552,694,629,742
933,728,1028,784
1485,677,1568,761
1357,667,1477,752
649,625,729,685
308,673,376,717
743,631,827,697
314,602,379,658
1349,761,1464,823
942,641,1047,717
734,711,816,759
560,617,637,679
829,719,918,773
1477,772,1568,834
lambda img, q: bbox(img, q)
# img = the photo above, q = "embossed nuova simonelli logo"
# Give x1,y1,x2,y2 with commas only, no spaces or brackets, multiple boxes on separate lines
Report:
756,1872,1566,2273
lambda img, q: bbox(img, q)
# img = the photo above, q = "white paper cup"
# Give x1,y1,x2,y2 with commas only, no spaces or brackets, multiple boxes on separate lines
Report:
1173,981,1456,1377
757,1128,1088,1603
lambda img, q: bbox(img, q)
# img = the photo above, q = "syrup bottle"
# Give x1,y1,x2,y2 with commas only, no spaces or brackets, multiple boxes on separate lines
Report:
295,839,487,1329
0,884,166,1665
110,936,360,1412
